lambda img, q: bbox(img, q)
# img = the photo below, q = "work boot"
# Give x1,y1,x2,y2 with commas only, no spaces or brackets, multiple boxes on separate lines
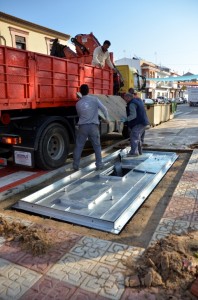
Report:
96,164,104,171
73,165,79,171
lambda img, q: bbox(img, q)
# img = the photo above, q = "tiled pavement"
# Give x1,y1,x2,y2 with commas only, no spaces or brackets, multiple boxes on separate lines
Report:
0,149,197,299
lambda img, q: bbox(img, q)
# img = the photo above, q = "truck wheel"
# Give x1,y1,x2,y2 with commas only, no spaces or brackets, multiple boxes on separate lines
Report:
35,123,69,170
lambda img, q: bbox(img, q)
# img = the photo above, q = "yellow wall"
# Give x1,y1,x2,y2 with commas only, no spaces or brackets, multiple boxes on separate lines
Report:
0,21,13,46
0,19,68,54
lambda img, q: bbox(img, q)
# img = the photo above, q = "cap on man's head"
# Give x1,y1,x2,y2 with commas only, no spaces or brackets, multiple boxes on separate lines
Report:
128,88,134,94
124,92,133,98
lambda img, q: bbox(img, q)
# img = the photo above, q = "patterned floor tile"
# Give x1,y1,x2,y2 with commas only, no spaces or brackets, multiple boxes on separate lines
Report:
174,182,198,199
172,219,190,234
70,288,109,300
154,218,175,234
167,195,196,207
0,226,83,274
107,242,129,253
69,236,112,261
0,236,6,247
20,275,77,300
81,263,125,300
190,222,198,231
0,258,41,300
0,243,27,262
163,205,194,221
181,171,198,183
47,252,97,286
191,213,198,223
46,238,139,299
149,231,169,246
185,157,198,171
148,218,175,245
163,196,195,222
99,245,144,270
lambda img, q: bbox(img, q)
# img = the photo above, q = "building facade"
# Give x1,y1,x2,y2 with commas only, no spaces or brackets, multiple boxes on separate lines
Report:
0,12,70,55
115,57,181,100
1,11,183,100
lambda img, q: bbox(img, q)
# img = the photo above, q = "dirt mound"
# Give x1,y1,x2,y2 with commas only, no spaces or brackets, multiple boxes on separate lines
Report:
0,216,52,256
123,232,198,299
189,143,198,149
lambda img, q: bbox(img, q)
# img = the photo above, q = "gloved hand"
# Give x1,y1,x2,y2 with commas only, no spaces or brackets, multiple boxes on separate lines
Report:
120,117,127,122
104,118,110,124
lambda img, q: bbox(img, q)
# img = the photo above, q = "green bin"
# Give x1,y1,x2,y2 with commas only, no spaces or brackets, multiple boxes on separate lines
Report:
171,102,177,114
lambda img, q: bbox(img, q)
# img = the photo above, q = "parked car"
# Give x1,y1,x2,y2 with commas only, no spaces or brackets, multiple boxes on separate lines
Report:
163,98,172,104
168,98,175,103
156,96,165,103
156,96,170,104
144,98,154,104
176,97,184,104
182,97,188,103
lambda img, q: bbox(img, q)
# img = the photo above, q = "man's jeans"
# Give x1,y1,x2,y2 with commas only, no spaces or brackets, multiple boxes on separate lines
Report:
73,124,102,169
129,124,146,155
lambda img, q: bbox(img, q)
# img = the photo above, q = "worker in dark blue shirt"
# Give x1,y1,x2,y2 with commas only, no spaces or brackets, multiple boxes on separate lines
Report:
123,92,150,156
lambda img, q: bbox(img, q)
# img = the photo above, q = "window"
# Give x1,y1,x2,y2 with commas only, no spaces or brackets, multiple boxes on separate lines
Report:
45,37,53,55
15,35,26,49
9,27,29,50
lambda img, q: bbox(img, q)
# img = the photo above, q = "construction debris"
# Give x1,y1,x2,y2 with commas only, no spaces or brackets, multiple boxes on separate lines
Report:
123,232,198,299
0,216,52,256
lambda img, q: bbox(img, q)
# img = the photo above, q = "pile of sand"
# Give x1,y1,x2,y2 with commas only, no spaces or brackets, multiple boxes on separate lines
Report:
0,216,52,256
123,232,198,299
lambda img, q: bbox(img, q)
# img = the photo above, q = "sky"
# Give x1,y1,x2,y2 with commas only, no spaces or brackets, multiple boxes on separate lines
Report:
1,0,198,75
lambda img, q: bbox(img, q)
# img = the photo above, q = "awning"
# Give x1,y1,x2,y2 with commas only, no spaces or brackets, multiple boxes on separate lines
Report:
146,75,198,82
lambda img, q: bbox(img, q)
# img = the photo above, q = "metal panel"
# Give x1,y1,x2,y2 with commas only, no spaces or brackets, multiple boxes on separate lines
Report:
13,149,178,234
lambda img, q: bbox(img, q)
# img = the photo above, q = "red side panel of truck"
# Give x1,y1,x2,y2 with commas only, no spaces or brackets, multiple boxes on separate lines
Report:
0,46,113,113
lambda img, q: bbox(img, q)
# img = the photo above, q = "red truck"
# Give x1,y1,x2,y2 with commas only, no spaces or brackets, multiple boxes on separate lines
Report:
0,34,125,170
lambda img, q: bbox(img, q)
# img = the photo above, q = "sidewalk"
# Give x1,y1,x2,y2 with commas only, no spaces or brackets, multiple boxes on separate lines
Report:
0,109,198,299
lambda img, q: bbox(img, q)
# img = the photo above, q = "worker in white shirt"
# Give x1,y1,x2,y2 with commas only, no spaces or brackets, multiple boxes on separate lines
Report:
92,40,116,71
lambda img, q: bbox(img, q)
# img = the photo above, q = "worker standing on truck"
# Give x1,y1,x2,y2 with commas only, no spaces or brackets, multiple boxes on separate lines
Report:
123,92,150,156
92,40,116,71
73,84,109,171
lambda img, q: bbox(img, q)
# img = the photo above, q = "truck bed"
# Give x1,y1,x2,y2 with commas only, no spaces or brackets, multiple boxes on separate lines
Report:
0,46,113,112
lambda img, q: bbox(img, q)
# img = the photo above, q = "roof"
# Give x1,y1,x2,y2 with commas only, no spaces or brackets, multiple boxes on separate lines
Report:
0,11,70,40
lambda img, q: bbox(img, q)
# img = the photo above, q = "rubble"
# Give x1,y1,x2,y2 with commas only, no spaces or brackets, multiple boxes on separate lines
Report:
123,232,198,298
0,216,52,256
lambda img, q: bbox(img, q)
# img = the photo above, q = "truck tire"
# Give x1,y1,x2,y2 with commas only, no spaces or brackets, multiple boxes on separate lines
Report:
35,123,69,170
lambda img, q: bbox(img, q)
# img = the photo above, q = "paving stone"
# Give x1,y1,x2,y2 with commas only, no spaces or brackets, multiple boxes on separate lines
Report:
0,226,83,274
70,236,112,260
47,252,97,285
121,287,158,299
70,288,109,299
46,237,144,300
20,275,77,300
0,258,41,300
81,263,125,300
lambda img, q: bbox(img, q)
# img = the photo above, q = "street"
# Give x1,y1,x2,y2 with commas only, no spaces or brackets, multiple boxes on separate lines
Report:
0,103,198,299
0,103,197,246
144,103,198,150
